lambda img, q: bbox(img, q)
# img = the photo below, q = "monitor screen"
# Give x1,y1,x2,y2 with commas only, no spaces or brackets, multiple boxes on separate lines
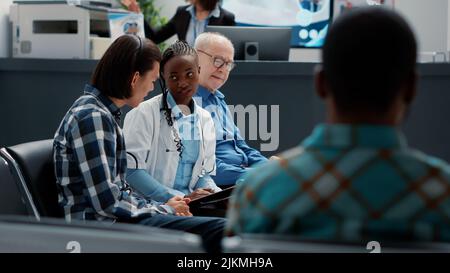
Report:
222,0,334,48
205,25,291,61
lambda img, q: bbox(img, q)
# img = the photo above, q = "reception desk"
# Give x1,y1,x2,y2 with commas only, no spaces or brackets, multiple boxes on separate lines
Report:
1,58,450,162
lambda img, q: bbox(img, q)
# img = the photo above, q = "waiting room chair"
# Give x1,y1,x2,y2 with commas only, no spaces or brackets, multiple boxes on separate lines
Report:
0,157,34,217
0,139,61,219
0,215,203,253
0,140,208,253
222,234,450,253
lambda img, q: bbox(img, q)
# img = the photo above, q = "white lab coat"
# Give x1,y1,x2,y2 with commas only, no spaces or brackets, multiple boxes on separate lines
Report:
123,94,217,191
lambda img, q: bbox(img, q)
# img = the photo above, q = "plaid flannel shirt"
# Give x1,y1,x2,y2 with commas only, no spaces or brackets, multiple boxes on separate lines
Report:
54,84,171,223
226,124,450,242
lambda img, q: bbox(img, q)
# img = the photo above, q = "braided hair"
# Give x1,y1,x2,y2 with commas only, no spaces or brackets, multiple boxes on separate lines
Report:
159,40,198,157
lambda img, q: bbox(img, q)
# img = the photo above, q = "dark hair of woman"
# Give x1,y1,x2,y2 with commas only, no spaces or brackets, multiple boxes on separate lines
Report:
159,40,198,157
91,35,161,99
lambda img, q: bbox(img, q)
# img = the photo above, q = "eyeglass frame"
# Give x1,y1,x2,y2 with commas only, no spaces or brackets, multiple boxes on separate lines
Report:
197,49,236,72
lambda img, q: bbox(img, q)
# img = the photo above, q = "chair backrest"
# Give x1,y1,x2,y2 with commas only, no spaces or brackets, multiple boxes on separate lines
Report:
0,139,62,218
0,157,31,216
0,215,203,253
222,234,450,253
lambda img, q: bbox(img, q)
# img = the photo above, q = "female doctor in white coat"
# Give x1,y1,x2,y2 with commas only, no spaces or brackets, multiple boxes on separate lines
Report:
123,40,221,205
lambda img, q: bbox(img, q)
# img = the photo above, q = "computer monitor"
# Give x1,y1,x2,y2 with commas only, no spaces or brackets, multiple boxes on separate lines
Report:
205,25,291,61
222,0,334,48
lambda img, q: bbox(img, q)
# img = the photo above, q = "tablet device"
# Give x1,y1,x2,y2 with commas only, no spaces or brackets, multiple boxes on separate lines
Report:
188,186,236,208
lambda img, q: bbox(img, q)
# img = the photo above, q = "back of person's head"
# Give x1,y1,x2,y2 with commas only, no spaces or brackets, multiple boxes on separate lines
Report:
91,35,161,99
196,0,220,11
322,7,417,115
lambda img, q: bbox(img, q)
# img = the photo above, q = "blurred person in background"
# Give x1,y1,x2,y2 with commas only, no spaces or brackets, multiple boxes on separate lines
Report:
122,0,235,46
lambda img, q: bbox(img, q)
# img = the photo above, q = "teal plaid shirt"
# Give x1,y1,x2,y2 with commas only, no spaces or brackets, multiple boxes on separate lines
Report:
226,124,450,243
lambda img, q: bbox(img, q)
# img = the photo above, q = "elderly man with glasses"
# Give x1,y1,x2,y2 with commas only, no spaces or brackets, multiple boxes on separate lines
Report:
193,32,268,188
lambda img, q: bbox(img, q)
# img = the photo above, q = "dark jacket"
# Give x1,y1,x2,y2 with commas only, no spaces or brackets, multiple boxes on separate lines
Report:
144,5,236,44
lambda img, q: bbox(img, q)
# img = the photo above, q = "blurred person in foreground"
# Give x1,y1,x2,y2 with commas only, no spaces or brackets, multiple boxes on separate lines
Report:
226,8,450,243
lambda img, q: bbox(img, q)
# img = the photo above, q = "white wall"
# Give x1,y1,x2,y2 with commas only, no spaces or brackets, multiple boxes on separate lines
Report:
155,0,184,18
0,0,13,58
395,0,448,54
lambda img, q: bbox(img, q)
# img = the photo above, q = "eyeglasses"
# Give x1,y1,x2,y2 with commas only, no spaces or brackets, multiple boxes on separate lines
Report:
197,49,236,72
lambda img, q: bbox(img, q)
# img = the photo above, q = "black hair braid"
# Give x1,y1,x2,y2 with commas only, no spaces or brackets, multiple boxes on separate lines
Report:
159,40,198,157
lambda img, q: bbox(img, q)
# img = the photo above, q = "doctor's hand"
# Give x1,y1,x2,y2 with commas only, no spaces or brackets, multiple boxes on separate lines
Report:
185,188,214,201
166,196,193,217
